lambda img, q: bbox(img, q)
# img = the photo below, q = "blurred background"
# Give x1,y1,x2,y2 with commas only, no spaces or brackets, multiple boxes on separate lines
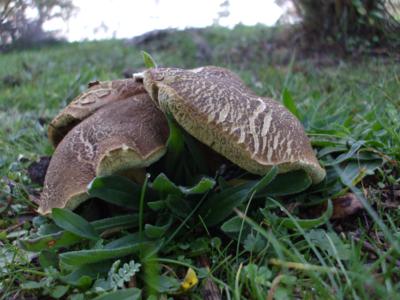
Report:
0,3,399,299
1,0,399,52
42,0,284,41
1,0,287,43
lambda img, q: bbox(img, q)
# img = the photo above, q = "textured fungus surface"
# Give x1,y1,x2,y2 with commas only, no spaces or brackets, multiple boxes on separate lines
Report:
48,79,146,147
40,65,326,214
39,93,168,214
142,66,325,183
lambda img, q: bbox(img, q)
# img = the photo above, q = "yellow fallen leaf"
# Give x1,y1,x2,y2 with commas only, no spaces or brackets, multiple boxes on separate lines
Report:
180,267,199,292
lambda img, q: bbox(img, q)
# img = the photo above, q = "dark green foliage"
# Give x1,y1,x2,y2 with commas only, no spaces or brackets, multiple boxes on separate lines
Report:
52,208,100,241
0,0,75,51
88,176,142,210
295,0,400,50
92,288,141,300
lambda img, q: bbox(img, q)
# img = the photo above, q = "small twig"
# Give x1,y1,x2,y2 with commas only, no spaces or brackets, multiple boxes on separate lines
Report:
10,290,20,300
0,220,26,239
159,264,178,278
234,263,243,300
267,273,284,300
269,258,338,274
128,276,137,288
198,256,222,300
202,278,222,300
3,221,24,233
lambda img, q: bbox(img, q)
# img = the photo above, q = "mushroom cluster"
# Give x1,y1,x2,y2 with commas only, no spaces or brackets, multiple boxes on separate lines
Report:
38,66,325,215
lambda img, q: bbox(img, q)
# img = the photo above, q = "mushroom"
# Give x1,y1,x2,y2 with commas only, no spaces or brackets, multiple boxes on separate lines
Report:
141,66,325,184
48,79,146,147
38,80,168,214
39,66,326,214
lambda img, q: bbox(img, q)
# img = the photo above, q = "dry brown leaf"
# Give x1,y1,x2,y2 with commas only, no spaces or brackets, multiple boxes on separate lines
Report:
331,193,364,220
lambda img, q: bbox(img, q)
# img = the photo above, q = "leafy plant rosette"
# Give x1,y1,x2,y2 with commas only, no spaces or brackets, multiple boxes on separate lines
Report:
16,52,387,299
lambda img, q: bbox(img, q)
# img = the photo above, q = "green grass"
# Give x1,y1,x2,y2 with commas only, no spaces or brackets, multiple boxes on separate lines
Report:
0,25,399,299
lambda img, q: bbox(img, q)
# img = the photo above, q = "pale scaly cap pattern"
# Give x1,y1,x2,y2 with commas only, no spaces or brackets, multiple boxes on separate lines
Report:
39,93,169,215
142,66,326,184
48,79,146,147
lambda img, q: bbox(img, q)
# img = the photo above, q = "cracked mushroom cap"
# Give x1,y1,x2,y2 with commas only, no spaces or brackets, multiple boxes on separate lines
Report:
141,66,326,184
48,79,146,147
39,92,169,215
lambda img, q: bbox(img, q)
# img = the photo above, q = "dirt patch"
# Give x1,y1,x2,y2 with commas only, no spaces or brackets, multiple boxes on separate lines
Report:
27,156,51,186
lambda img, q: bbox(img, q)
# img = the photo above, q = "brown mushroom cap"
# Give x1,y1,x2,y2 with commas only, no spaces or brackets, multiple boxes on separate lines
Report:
39,93,169,215
48,79,146,147
141,66,326,184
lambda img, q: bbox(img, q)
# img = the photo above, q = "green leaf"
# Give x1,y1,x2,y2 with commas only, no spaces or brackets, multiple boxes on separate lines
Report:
60,243,146,266
162,117,212,181
21,281,46,289
147,200,166,211
278,199,333,229
167,117,184,152
142,51,157,68
199,182,252,227
39,250,58,268
221,216,243,233
66,275,92,290
200,167,277,226
50,285,69,299
60,262,110,287
52,208,100,241
93,288,141,300
92,214,140,232
250,166,278,194
318,145,348,158
339,159,381,186
152,173,215,197
88,176,141,209
306,229,350,260
19,214,139,252
243,264,272,285
220,216,252,241
151,173,181,196
244,233,266,253
149,275,180,293
19,230,80,251
60,233,160,266
105,233,145,249
188,237,211,256
260,170,312,196
184,133,210,175
164,116,185,178
179,177,215,194
69,294,85,300
165,194,192,218
145,219,172,239
324,140,365,166
282,88,300,119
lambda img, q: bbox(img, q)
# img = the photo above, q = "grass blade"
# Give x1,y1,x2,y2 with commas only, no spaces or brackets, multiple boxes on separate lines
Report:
52,208,100,241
